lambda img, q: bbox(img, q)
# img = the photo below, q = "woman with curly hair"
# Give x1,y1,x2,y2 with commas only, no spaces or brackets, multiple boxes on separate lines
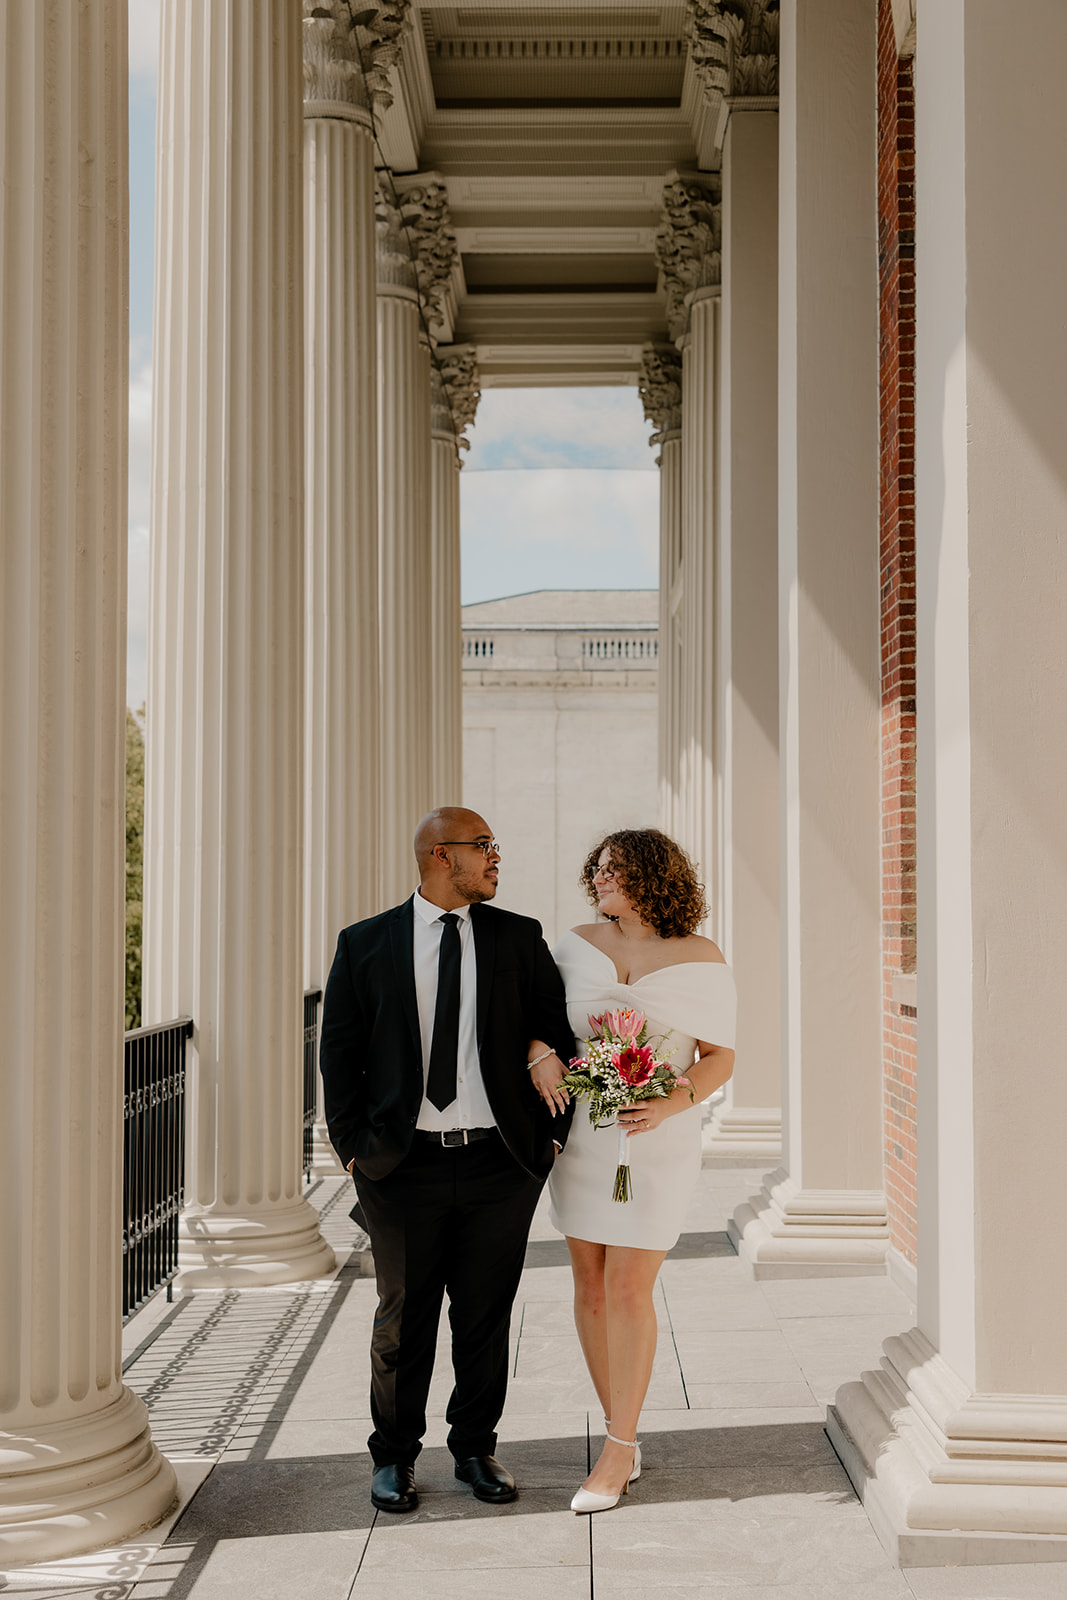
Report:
531,828,736,1514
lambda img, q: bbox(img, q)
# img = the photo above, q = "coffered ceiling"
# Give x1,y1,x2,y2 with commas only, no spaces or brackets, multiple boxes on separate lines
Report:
375,0,725,385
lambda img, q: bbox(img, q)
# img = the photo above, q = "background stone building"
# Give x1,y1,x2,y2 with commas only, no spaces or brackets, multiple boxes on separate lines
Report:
461,589,659,945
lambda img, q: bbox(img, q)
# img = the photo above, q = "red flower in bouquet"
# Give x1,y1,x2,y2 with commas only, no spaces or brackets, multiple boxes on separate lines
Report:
614,1045,656,1088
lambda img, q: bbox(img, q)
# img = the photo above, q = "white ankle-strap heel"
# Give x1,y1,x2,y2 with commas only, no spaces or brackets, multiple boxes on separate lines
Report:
570,1432,641,1514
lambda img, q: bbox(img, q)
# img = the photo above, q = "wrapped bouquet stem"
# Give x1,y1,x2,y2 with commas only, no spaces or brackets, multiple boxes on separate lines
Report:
565,1008,693,1203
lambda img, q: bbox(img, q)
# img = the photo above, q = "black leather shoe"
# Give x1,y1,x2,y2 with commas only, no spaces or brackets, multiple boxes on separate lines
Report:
371,1462,418,1513
454,1454,517,1504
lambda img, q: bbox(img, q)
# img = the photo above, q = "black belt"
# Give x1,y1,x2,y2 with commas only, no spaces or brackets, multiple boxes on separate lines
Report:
414,1126,496,1148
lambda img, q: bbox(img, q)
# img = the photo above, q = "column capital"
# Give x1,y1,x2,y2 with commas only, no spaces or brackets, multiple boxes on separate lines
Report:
375,178,419,295
638,342,684,447
684,0,780,103
355,1,411,111
392,172,460,343
655,171,722,342
435,344,481,454
302,1,372,123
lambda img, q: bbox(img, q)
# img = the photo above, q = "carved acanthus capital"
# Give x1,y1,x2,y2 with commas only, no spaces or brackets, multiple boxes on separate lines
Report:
375,180,418,293
685,0,780,102
303,2,371,119
638,345,684,445
655,172,722,341
435,346,481,453
354,1,412,111
393,174,460,343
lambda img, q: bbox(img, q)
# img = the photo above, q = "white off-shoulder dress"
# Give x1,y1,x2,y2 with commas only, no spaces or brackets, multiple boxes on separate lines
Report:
547,930,737,1251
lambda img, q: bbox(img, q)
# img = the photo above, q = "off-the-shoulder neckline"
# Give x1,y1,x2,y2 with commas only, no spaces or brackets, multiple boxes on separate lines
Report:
560,928,729,988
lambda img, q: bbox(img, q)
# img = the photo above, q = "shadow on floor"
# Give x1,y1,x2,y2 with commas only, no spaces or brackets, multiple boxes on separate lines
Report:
128,1420,854,1600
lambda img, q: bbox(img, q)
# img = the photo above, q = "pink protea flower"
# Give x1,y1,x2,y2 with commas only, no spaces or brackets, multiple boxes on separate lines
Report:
614,1045,656,1087
604,1008,644,1042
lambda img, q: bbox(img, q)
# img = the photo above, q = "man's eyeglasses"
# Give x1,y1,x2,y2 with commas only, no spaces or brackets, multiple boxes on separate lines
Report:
439,839,500,857
594,864,618,881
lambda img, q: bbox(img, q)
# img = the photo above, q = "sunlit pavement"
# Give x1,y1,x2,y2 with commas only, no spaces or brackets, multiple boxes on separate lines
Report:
4,1170,1063,1600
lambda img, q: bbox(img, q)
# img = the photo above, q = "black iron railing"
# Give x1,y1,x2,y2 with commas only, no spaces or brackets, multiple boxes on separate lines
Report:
302,989,322,1180
123,1017,191,1320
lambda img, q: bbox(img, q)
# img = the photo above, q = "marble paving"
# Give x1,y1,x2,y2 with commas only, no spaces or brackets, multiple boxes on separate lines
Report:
1,1168,1061,1599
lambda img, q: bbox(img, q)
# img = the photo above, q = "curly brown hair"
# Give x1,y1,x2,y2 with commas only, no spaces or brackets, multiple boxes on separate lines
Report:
580,828,707,939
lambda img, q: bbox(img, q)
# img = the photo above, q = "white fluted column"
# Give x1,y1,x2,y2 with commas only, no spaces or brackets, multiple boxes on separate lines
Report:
830,0,1067,1561
704,108,781,1164
638,343,684,841
429,364,463,802
678,292,720,920
730,0,885,1271
378,207,434,905
657,431,684,840
302,3,379,1175
144,0,334,1285
0,2,176,1559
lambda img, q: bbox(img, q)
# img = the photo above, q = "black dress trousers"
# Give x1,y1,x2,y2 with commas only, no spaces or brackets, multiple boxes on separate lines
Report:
354,1132,543,1467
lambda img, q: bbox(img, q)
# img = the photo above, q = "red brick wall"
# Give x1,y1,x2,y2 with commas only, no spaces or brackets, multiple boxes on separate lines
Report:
878,0,918,1265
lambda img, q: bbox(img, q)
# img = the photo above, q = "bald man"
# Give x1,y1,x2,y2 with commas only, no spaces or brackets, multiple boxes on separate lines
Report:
320,808,575,1514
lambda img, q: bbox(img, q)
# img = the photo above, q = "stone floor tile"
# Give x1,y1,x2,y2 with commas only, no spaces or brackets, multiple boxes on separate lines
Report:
358,1498,589,1571
591,1491,897,1589
904,1564,1067,1599
671,1330,808,1386
349,1568,590,1599
758,1276,914,1319
661,1295,780,1332
130,1531,363,1600
634,1415,838,1471
682,1382,817,1410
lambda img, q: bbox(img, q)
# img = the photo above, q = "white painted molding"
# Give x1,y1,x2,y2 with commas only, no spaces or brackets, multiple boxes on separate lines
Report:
886,1245,918,1305
702,1105,782,1161
729,1169,890,1277
891,970,918,1009
829,1327,1067,1561
454,226,658,255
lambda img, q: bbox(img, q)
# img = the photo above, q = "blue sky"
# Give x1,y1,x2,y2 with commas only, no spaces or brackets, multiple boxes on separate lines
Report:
124,1,658,703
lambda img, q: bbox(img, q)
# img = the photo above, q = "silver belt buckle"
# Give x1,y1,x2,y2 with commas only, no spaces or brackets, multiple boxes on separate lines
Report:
441,1129,468,1148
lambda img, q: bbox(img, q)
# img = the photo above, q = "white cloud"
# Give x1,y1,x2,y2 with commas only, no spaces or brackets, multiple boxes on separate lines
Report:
460,469,659,604
465,387,656,472
128,0,161,85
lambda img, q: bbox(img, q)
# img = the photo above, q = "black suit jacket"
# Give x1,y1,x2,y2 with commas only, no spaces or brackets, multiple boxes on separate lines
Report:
319,897,576,1182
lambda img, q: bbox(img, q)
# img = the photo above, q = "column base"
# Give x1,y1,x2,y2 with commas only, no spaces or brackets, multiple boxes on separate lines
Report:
828,1327,1067,1566
0,1386,177,1565
177,1196,336,1287
728,1167,890,1277
702,1104,782,1164
310,1119,346,1178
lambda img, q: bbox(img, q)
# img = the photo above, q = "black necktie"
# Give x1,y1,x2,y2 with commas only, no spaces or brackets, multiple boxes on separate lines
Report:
427,912,461,1111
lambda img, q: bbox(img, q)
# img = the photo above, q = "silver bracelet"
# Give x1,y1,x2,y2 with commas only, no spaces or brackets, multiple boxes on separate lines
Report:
527,1048,555,1071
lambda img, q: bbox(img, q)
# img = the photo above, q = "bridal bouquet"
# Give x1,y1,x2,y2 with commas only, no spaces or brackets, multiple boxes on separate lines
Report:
566,1008,692,1203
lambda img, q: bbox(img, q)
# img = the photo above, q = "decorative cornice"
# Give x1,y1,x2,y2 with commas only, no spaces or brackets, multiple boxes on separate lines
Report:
354,1,411,111
638,344,683,445
435,345,481,453
375,180,418,293
655,172,722,342
685,0,780,102
392,173,459,343
302,2,371,121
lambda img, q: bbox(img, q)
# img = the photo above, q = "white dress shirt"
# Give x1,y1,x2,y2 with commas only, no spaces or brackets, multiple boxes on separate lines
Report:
412,891,496,1132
